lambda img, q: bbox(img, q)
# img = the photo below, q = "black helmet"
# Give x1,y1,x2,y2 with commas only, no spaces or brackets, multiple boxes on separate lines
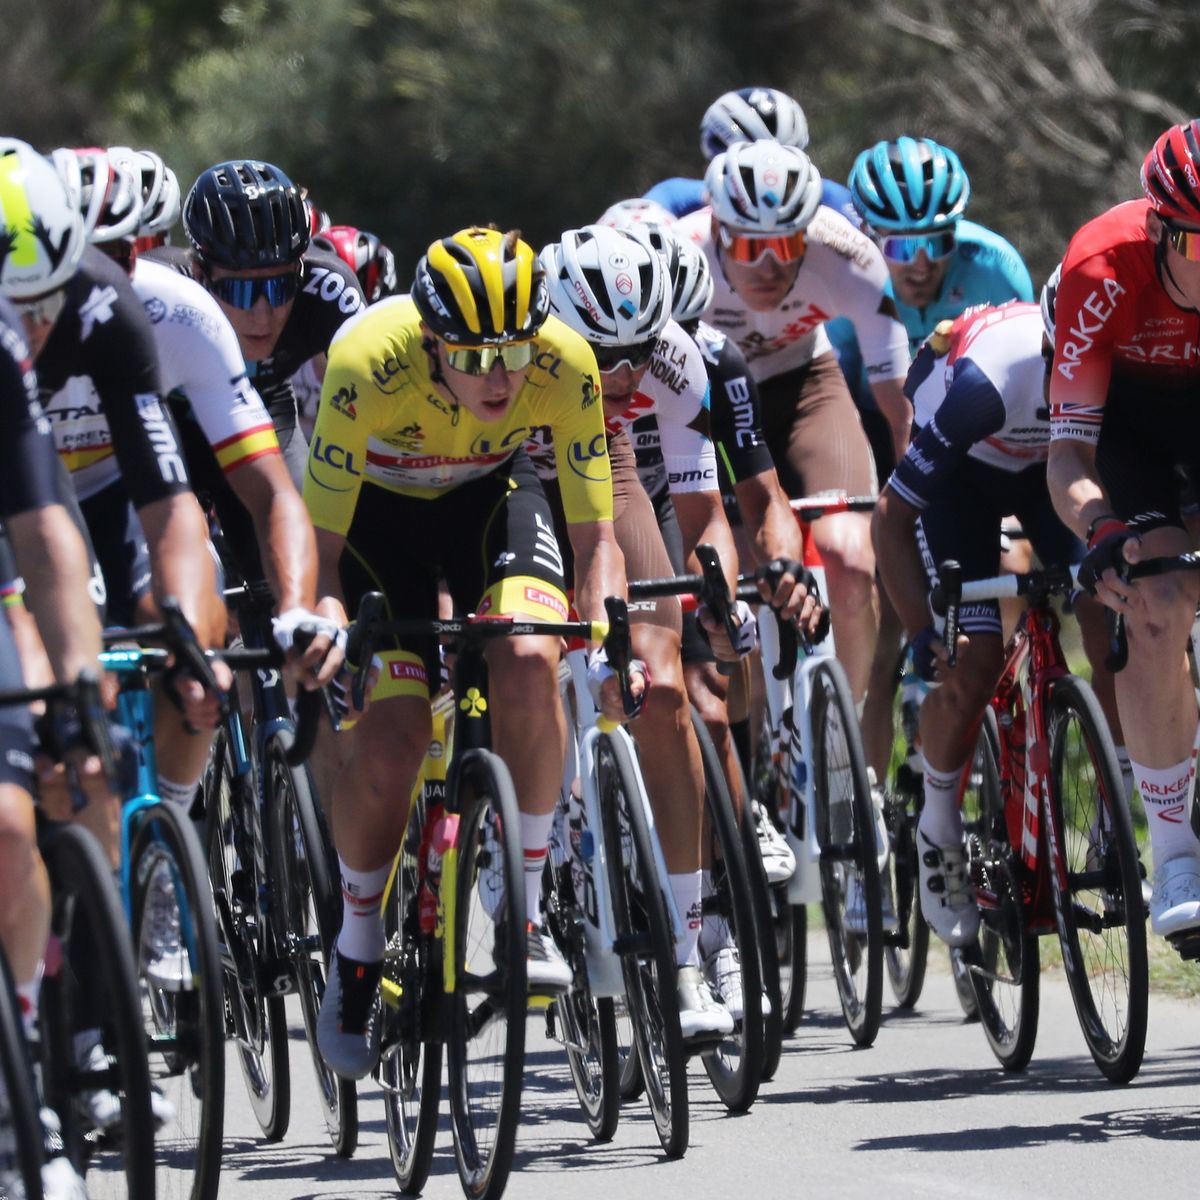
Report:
184,160,310,269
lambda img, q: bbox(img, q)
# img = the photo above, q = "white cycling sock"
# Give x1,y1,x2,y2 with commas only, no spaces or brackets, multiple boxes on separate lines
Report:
918,758,966,846
1132,755,1200,867
158,773,202,809
16,961,43,1042
669,872,702,967
520,810,555,927
335,858,389,963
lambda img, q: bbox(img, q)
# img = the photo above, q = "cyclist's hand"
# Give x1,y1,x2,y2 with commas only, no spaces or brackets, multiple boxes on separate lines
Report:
171,658,233,733
272,598,347,689
911,624,968,687
587,648,648,723
698,599,758,662
331,655,382,729
1079,528,1142,617
755,558,823,635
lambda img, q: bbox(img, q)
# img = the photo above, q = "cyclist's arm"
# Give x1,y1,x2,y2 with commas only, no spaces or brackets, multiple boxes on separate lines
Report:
674,489,739,597
733,469,803,566
566,518,627,626
313,525,347,613
871,487,932,640
870,375,914,461
1046,437,1114,544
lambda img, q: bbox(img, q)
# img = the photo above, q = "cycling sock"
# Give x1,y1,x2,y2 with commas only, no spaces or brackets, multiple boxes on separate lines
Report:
918,758,966,845
1132,755,1199,866
520,810,555,926
158,773,202,809
16,961,42,1042
335,858,389,963
669,872,702,967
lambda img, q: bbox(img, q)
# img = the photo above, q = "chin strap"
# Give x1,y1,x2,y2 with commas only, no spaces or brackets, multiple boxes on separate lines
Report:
422,337,461,425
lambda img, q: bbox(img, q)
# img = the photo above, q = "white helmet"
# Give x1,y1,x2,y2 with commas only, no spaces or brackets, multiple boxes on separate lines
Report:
0,139,86,299
109,146,176,239
705,140,822,234
540,224,671,347
1040,262,1061,343
141,163,180,238
596,197,676,229
54,147,142,244
700,87,809,161
670,235,713,325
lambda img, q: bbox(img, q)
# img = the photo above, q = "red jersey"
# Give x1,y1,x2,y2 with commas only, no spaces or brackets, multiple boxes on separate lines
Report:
1050,199,1200,444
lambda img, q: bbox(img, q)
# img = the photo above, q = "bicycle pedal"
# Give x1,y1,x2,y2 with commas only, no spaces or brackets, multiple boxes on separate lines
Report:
1167,931,1200,961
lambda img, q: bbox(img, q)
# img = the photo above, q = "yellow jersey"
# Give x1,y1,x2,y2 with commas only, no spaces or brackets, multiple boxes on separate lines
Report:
303,297,613,536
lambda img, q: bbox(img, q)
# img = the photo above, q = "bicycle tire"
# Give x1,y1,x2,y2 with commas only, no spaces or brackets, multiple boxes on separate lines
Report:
776,896,807,1033
809,658,883,1046
734,762,784,1080
614,1002,644,1100
962,708,1039,1071
691,711,764,1110
597,730,688,1159
129,800,225,1200
1046,675,1148,1083
380,792,442,1194
204,727,290,1141
39,821,156,1199
265,733,358,1157
0,942,44,1200
544,848,619,1142
447,748,526,1200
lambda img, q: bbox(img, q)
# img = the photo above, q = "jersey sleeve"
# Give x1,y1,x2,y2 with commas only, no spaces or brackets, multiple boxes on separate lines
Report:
705,334,775,486
651,333,720,495
834,245,911,383
888,357,1006,509
1048,249,1122,445
304,342,378,535
0,318,60,516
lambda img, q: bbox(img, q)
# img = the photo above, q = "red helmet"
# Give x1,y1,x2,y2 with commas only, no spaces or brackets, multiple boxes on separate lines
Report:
1142,120,1200,223
312,225,397,303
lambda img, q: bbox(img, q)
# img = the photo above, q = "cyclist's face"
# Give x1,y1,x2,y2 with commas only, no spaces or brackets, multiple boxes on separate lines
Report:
599,363,651,418
204,262,298,362
436,343,530,422
719,245,801,312
888,249,950,309
1147,210,1200,309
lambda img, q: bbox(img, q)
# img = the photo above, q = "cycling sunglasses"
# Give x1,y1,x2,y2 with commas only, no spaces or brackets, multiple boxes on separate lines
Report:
444,341,537,375
1164,221,1200,261
879,230,957,263
13,288,66,327
592,337,658,373
207,271,301,310
717,224,807,265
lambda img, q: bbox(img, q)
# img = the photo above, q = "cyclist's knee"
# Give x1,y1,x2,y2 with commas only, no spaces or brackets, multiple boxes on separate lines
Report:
487,636,559,713
1127,572,1196,650
814,515,875,608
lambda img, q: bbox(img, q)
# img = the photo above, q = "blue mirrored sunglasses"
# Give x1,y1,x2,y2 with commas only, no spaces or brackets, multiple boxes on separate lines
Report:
207,271,300,310
879,230,957,264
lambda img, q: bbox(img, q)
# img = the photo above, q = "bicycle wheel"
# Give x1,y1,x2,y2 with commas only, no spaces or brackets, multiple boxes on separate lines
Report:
776,897,807,1033
1047,675,1148,1083
204,727,290,1141
597,730,688,1159
380,791,442,1194
962,708,1039,1071
129,800,225,1200
544,845,619,1141
447,749,526,1200
39,821,155,1199
691,711,764,1110
809,659,883,1046
0,943,44,1200
265,733,358,1156
614,1001,643,1100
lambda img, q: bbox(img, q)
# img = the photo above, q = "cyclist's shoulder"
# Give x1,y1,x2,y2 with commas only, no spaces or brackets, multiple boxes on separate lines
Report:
523,315,601,416
806,206,884,274
131,257,231,343
1061,200,1154,280
293,248,366,332
642,177,706,218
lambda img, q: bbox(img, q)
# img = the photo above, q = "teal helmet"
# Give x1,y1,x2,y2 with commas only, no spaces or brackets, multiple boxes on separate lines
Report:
847,137,970,232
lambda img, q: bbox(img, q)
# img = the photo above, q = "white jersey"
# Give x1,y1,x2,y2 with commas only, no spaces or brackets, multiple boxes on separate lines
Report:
43,258,277,499
675,204,910,385
526,319,717,494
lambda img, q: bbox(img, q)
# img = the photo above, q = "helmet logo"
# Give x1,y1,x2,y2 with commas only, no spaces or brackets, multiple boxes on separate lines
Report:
617,299,637,319
607,252,630,269
615,272,633,296
763,169,779,188
1186,163,1199,189
762,191,780,208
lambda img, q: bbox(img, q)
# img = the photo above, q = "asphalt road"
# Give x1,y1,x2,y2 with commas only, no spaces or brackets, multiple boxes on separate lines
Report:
207,937,1200,1200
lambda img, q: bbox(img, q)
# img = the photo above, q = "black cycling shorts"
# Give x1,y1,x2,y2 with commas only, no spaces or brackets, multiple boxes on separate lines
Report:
80,480,152,629
339,449,569,701
916,458,1084,637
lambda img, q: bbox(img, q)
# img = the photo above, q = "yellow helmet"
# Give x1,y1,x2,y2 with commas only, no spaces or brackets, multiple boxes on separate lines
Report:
412,226,549,346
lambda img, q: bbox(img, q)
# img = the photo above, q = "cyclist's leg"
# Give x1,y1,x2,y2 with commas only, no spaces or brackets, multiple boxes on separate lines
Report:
760,353,878,702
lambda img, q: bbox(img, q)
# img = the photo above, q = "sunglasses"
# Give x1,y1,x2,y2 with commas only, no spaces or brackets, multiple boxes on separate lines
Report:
717,224,807,265
879,230,957,263
1164,222,1200,262
14,288,67,327
444,341,536,375
207,271,300,310
592,337,658,373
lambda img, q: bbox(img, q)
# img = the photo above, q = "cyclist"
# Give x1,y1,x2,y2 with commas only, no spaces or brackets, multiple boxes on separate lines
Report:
1046,119,1200,939
675,139,909,716
0,138,128,1200
533,223,749,1027
295,224,399,435
305,226,636,1079
872,301,1105,944
846,137,1034,785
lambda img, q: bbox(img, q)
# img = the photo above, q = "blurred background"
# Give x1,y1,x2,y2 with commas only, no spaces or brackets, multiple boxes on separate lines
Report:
5,0,1198,286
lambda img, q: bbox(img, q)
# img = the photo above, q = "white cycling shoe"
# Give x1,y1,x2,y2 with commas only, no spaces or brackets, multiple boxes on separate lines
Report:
752,800,795,884
676,964,734,1041
1150,854,1200,938
917,827,979,948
